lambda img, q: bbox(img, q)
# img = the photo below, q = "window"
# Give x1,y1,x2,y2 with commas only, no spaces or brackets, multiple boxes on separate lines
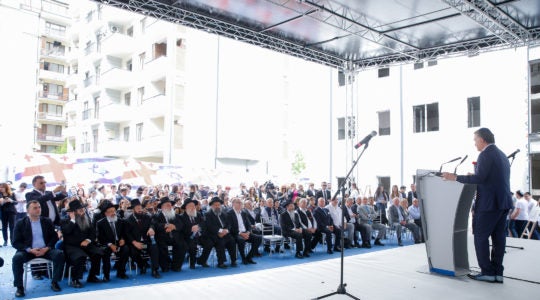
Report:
153,42,167,59
83,101,89,120
127,26,133,37
124,92,131,106
43,62,64,73
413,62,424,70
92,129,98,152
123,127,130,142
137,87,144,105
45,41,65,55
337,117,345,140
136,123,143,142
139,52,146,70
82,131,89,153
378,110,390,136
378,67,389,78
126,59,132,71
45,22,66,36
413,103,439,133
93,96,100,119
467,97,481,128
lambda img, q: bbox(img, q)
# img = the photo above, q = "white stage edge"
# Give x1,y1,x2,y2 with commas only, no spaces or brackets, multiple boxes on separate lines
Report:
33,235,539,300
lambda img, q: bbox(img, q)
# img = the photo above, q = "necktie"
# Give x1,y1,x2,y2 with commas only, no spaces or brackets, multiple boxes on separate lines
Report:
110,222,118,241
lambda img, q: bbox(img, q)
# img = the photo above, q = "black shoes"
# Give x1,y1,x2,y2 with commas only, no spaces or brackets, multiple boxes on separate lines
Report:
152,269,162,279
217,263,228,269
15,286,25,297
140,265,147,275
374,239,385,246
72,279,83,288
295,252,304,259
171,267,182,272
327,249,334,254
196,259,210,268
230,262,238,267
362,243,372,249
302,252,310,258
87,276,103,283
102,276,110,283
117,273,129,279
51,281,61,292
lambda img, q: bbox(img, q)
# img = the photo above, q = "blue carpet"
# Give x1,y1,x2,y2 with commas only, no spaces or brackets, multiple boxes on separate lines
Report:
0,237,415,299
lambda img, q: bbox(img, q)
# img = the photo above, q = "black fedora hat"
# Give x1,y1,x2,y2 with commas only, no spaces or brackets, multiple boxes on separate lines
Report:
282,200,294,209
209,196,223,206
101,201,119,213
129,198,142,209
67,199,87,212
181,198,199,210
157,196,175,209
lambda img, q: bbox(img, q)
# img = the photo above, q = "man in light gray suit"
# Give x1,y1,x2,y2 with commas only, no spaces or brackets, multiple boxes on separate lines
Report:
388,197,421,246
357,197,386,246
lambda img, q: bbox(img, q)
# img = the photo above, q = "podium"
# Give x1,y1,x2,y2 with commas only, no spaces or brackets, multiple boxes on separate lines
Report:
416,169,476,276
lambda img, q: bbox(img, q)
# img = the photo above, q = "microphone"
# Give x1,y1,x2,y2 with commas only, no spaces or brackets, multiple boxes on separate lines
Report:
438,157,462,173
354,131,377,149
507,149,520,159
453,155,468,174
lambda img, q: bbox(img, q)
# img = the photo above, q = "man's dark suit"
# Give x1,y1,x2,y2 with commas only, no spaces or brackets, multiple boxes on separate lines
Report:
315,189,331,204
180,212,205,268
60,218,103,281
280,210,311,254
456,144,513,277
12,216,64,287
25,190,64,225
152,212,186,271
125,213,159,272
227,209,261,262
96,218,130,278
203,209,236,266
311,206,334,251
407,191,417,207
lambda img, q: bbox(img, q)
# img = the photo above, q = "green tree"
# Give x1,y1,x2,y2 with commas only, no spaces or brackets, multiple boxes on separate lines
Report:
291,151,306,176
54,140,68,154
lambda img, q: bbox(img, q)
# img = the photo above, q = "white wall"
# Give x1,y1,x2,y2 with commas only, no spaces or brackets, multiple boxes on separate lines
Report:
331,47,530,193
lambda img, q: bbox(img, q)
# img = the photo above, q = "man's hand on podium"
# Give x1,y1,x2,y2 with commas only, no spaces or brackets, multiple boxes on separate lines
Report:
441,172,457,181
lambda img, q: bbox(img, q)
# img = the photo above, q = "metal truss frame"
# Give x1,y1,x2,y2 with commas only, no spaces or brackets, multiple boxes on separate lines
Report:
441,0,531,46
93,0,540,71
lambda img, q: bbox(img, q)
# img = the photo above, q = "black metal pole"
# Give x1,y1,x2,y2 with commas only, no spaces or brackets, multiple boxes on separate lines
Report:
313,143,369,300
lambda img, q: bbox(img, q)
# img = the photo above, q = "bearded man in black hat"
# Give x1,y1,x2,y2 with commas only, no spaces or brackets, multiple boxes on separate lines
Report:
202,197,237,269
152,197,186,272
125,199,160,278
280,200,311,259
61,199,104,287
96,202,130,281
179,198,205,269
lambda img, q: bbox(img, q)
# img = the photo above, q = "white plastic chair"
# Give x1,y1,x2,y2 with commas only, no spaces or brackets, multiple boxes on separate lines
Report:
23,258,53,291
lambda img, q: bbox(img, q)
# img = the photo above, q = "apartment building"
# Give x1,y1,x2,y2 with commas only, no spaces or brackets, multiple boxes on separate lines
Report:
65,2,187,163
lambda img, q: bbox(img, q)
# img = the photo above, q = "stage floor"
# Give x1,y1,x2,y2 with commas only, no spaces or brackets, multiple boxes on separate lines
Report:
32,235,539,300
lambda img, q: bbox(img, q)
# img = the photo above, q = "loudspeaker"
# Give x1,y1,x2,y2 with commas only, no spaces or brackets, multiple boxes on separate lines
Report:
338,70,345,86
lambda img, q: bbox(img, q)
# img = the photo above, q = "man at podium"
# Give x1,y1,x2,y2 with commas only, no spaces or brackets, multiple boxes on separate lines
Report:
442,128,513,283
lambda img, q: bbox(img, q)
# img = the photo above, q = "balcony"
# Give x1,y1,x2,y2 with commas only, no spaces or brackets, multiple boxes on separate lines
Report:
99,139,130,157
43,27,69,42
40,48,66,61
36,112,66,124
36,134,64,144
100,67,135,90
99,102,132,123
144,55,168,82
100,32,135,58
38,91,68,103
132,135,166,158
38,69,67,83
139,94,167,118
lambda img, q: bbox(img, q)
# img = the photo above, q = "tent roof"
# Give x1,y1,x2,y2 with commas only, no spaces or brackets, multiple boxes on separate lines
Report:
95,0,540,70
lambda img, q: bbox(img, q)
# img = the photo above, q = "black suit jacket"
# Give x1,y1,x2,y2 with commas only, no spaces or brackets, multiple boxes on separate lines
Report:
204,210,230,241
26,189,65,225
61,218,97,247
315,189,331,202
180,212,205,240
226,209,253,236
152,212,184,242
296,208,316,229
125,213,153,244
97,217,127,246
280,210,301,237
313,206,332,230
12,216,58,251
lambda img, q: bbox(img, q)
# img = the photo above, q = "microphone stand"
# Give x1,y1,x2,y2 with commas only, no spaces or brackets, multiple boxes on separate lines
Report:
313,142,370,300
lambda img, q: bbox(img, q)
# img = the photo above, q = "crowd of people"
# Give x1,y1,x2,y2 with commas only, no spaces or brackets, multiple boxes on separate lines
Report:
0,175,538,297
